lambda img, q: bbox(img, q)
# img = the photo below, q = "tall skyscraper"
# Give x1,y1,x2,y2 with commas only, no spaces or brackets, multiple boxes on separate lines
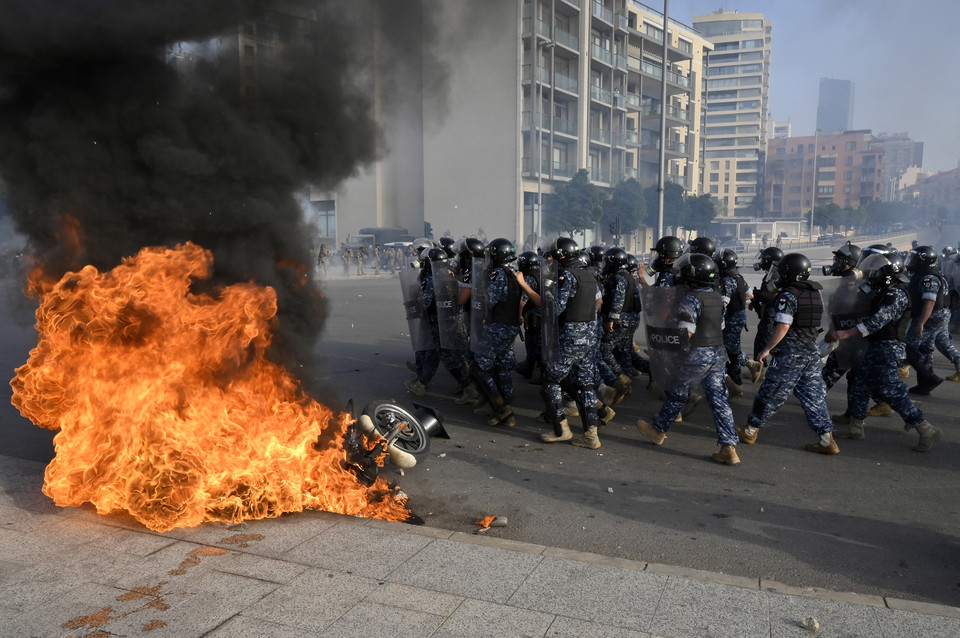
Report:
693,10,772,218
816,78,854,134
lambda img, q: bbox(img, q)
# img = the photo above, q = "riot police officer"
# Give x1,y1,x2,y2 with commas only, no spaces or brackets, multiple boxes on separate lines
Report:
646,236,685,287
599,247,639,399
746,246,785,382
736,254,839,455
904,245,960,394
716,249,751,396
515,251,543,380
636,253,740,465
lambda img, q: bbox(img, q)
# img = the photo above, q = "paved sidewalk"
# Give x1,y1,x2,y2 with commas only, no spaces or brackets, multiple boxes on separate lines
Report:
1,457,958,637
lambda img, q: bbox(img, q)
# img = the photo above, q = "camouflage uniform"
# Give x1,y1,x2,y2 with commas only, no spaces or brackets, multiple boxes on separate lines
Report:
847,286,924,423
719,271,749,383
601,270,641,377
746,285,834,436
648,288,737,446
521,272,543,369
473,266,520,404
906,271,952,386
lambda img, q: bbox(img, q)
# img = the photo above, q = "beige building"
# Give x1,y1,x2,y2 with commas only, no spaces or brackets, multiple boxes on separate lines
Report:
315,1,713,249
692,10,772,218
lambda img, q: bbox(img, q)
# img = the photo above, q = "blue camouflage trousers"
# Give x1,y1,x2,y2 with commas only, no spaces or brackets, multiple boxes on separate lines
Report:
416,321,470,389
849,340,923,424
723,310,749,382
746,348,833,435
906,312,956,384
544,321,599,422
933,309,960,365
473,323,519,403
652,345,737,447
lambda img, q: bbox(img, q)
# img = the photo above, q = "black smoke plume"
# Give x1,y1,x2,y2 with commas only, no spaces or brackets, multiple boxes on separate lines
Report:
0,0,445,374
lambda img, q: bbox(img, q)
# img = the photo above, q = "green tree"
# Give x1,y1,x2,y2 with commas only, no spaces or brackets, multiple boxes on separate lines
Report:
813,203,842,232
603,178,646,238
545,169,604,237
685,193,721,233
643,181,688,230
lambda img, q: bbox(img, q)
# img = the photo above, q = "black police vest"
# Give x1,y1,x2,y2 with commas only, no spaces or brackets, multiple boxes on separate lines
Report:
559,267,598,325
488,267,521,326
601,272,639,317
690,290,724,348
908,271,947,317
725,273,748,315
868,284,910,342
784,282,823,329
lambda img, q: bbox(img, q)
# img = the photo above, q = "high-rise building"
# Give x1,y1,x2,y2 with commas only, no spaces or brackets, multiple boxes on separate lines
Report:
872,132,924,202
816,78,854,134
693,10,772,218
764,130,884,217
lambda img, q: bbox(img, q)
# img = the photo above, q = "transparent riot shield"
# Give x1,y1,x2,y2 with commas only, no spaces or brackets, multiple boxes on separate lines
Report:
818,275,871,369
469,256,491,354
640,285,691,392
538,255,559,366
432,259,469,351
399,266,432,352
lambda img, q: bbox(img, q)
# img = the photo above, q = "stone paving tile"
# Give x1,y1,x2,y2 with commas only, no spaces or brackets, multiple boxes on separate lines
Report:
545,615,661,638
646,576,770,638
767,593,884,637
87,539,227,591
213,551,310,584
84,526,180,557
431,598,555,638
507,555,668,632
361,581,465,617
876,607,960,638
282,520,435,579
207,614,321,637
389,538,544,604
318,600,446,637
241,567,379,634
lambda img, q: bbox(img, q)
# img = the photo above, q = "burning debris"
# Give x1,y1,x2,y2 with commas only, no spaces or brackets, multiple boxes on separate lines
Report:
0,2,447,528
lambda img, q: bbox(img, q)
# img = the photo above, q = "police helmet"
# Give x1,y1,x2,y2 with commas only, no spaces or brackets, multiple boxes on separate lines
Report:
857,243,895,267
905,245,938,272
625,254,640,274
486,238,517,266
942,246,957,257
832,242,861,268
673,253,719,287
411,237,433,258
551,237,582,268
688,236,717,259
861,252,907,287
420,247,447,277
652,236,685,271
438,236,456,258
588,245,606,268
716,249,738,274
603,247,629,275
775,253,812,284
753,246,784,272
517,251,540,277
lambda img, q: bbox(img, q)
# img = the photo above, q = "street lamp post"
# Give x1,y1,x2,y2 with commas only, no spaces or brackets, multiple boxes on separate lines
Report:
809,128,820,241
536,38,554,242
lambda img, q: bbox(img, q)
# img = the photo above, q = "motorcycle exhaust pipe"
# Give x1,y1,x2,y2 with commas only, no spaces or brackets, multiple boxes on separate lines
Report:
356,414,417,469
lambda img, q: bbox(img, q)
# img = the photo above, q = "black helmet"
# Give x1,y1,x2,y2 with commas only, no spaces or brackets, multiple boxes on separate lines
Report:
906,245,938,272
832,242,861,270
753,246,784,272
411,237,433,258
551,237,582,268
652,236,684,271
421,247,448,277
438,236,456,258
942,246,957,257
857,243,895,267
455,237,484,273
486,238,517,266
861,252,907,287
688,236,717,259
625,254,639,274
603,247,629,275
774,253,812,284
588,245,606,268
517,251,540,277
674,253,719,286
716,249,738,274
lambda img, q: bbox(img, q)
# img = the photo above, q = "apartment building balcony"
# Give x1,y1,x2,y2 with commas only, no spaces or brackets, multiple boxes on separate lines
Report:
558,0,580,9
591,1,613,25
590,127,611,144
553,117,578,137
624,166,638,180
624,92,642,109
521,64,551,85
554,28,579,51
553,162,579,178
627,56,691,89
666,174,688,189
521,111,579,137
624,130,640,147
590,85,612,105
591,44,612,66
521,17,551,40
589,167,612,184
615,12,629,31
640,102,690,122
554,72,578,93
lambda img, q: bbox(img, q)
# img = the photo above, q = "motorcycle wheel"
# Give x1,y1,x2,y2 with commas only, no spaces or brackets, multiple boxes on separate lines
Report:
361,401,430,455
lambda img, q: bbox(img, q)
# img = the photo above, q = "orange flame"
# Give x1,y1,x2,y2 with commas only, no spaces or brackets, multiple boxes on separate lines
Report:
10,242,409,532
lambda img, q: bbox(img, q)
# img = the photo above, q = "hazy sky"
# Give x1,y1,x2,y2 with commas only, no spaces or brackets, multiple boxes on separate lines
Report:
666,0,959,173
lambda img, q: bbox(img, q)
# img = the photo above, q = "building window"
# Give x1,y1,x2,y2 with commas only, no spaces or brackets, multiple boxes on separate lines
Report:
709,172,719,181
244,23,255,36
846,141,857,151
846,156,853,166
776,147,785,155
710,161,720,169
845,170,853,179
819,171,835,181
244,44,254,58
817,185,834,195
710,185,719,194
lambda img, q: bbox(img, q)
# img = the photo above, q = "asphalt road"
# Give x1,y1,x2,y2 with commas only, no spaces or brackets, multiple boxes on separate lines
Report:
2,229,958,608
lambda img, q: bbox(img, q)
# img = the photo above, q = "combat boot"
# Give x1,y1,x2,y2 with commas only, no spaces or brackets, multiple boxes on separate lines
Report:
486,398,515,427
711,445,741,465
598,405,616,425
454,384,479,405
571,427,601,449
725,376,743,397
907,420,941,453
636,419,666,445
947,361,960,382
745,360,764,383
867,402,894,417
831,411,852,425
541,419,573,442
563,400,580,418
404,378,427,396
515,359,534,379
898,364,911,378
598,384,622,406
834,418,865,440
735,424,758,445
805,432,840,455
613,373,633,396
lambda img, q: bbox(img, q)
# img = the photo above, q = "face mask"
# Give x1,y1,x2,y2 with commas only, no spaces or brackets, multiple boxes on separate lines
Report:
821,265,833,276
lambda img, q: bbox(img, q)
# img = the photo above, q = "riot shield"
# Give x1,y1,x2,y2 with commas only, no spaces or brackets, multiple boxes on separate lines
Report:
432,259,469,351
399,266,433,352
817,275,871,369
640,285,691,392
539,255,559,365
469,256,492,354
